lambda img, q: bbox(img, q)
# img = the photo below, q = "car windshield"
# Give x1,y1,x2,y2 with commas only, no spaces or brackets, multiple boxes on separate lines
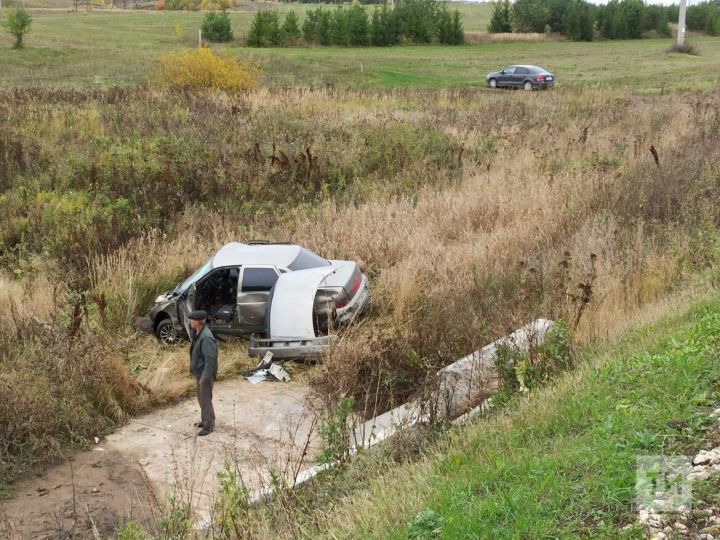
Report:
175,258,213,293
288,248,331,271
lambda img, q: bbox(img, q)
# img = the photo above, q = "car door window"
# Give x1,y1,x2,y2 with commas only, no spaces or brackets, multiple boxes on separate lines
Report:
503,67,516,75
515,67,528,75
242,267,280,292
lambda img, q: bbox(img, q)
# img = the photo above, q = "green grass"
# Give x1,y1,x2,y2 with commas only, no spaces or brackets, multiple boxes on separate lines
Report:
0,7,719,90
317,299,720,538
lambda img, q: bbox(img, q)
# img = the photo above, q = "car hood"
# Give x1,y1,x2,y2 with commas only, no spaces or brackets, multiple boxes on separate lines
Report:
486,71,501,79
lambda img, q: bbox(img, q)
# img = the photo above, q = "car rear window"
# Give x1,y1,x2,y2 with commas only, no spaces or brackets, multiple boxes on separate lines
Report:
242,267,279,292
288,249,330,271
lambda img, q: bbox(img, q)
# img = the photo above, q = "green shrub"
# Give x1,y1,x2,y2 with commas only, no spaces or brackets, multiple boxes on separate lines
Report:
2,6,32,49
495,322,574,396
317,396,355,464
201,10,233,43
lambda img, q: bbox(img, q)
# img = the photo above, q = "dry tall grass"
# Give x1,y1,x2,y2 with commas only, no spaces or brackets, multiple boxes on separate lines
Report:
1,85,719,490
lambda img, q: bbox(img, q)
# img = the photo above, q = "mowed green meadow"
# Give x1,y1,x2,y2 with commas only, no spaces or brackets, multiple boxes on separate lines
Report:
0,4,719,90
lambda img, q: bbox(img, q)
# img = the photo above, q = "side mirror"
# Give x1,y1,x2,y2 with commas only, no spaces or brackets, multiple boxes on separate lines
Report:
501,70,505,75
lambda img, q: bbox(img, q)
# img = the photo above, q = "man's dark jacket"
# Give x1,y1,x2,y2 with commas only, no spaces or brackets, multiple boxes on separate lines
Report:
189,325,218,381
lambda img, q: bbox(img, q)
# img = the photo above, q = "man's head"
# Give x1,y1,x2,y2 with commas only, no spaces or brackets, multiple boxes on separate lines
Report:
188,310,207,333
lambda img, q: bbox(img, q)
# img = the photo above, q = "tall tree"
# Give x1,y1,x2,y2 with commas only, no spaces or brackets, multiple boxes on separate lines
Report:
488,0,512,33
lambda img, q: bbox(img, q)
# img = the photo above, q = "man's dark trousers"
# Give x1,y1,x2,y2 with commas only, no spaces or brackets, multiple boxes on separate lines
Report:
196,377,215,430
189,324,219,432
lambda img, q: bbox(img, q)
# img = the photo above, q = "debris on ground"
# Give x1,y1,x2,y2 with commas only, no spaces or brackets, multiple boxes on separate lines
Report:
637,408,720,540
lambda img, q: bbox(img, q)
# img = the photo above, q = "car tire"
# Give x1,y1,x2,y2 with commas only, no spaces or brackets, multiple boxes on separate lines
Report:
489,78,497,89
156,318,183,346
524,81,534,92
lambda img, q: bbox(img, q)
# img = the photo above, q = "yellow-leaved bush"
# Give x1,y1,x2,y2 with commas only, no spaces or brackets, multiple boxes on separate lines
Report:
152,47,259,94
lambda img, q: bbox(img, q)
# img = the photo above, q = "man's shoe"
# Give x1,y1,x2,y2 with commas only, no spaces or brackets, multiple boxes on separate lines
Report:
198,427,213,437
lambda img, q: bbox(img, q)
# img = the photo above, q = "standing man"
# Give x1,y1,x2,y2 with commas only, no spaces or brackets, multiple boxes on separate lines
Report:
188,310,218,436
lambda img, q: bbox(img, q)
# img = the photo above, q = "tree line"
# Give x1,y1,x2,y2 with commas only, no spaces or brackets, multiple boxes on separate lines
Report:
489,0,681,41
247,0,464,47
687,0,720,36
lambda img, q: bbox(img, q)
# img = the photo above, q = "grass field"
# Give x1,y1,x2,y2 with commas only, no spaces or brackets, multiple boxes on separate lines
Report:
0,7,719,89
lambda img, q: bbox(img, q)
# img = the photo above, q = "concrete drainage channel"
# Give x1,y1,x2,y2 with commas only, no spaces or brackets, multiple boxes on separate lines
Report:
247,319,554,506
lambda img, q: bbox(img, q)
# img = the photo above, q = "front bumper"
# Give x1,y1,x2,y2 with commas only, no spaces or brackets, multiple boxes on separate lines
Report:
248,335,333,359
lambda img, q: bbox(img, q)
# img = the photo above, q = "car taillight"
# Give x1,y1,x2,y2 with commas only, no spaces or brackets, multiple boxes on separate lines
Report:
536,75,545,81
349,275,362,297
336,275,362,309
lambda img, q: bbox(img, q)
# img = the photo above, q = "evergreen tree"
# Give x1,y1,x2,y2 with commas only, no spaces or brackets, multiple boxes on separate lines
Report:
302,8,321,43
563,0,593,41
202,9,233,43
331,7,349,46
347,3,370,46
282,10,302,44
656,11,671,37
621,0,644,39
370,7,384,44
317,9,333,45
512,0,549,32
246,10,280,47
488,0,512,32
450,9,464,44
436,6,453,43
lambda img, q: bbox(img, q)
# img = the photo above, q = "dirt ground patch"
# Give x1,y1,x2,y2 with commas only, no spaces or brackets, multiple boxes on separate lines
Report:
1,377,321,538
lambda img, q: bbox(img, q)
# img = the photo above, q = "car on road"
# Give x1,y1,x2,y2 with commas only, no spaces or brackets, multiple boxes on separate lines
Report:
144,242,370,358
486,65,556,91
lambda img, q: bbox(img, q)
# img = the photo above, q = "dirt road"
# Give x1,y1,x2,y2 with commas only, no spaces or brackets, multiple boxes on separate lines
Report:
1,377,321,538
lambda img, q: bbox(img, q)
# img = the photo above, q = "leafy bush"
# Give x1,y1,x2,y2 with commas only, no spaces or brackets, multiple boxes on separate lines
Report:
202,10,233,43
152,47,258,94
317,396,355,464
2,6,32,49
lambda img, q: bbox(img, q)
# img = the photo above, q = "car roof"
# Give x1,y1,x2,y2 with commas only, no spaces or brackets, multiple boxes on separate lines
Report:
212,242,309,268
512,65,547,71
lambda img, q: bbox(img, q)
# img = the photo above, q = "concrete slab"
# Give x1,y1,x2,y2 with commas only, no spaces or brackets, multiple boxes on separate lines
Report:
1,378,321,539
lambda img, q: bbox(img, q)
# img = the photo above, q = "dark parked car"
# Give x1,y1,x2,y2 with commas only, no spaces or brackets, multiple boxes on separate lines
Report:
486,65,555,91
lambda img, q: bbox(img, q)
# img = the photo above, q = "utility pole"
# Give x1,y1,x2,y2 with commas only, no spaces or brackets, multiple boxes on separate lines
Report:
677,0,687,46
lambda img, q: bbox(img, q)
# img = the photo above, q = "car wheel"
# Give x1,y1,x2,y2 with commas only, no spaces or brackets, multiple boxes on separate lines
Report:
489,78,497,89
156,318,183,346
524,81,534,92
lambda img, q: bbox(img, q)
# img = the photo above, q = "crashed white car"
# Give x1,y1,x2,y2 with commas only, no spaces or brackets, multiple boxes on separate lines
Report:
143,242,370,358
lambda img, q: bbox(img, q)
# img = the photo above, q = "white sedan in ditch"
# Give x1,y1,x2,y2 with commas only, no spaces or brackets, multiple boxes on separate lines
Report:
144,242,370,358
